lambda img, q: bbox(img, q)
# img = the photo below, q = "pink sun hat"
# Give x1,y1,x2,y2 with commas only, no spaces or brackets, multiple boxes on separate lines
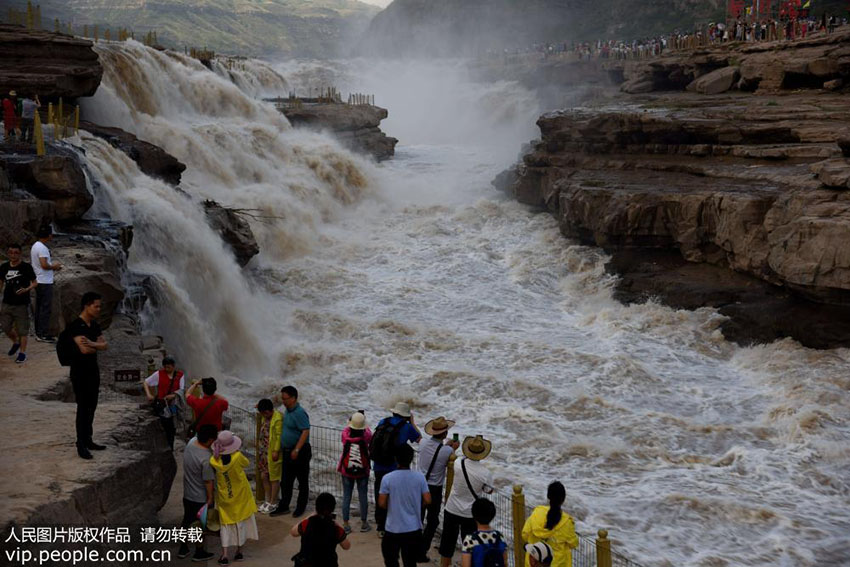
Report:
212,430,242,458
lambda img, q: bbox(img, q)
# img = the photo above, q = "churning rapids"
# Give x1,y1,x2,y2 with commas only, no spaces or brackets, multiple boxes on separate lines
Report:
69,42,848,566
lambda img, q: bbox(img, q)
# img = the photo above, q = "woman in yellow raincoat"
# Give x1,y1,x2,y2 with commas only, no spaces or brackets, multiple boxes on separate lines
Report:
521,481,578,567
210,431,258,565
256,398,283,513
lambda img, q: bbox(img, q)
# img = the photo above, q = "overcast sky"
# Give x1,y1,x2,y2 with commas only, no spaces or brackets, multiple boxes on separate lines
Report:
359,0,392,7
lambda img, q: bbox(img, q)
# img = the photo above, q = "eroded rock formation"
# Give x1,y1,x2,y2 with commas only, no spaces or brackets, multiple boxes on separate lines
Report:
280,102,398,161
0,24,103,99
203,200,260,267
500,93,850,347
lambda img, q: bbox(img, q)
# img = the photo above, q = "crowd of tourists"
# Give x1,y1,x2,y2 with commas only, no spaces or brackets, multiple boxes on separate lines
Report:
488,12,846,63
177,389,580,566
2,90,41,144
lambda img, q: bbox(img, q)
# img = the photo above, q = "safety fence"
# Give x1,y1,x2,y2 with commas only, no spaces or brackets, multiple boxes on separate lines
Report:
225,404,646,567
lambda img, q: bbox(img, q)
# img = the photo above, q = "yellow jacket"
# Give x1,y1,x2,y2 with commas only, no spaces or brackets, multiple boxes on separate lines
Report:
522,505,579,567
265,410,283,481
210,451,257,525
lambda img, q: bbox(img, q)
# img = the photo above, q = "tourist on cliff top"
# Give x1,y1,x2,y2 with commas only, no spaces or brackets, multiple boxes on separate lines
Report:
461,498,508,567
210,431,258,565
186,376,229,432
338,411,373,534
378,443,431,567
143,355,185,449
524,542,554,567
439,435,494,567
67,291,108,460
270,385,312,518
371,401,421,537
19,94,40,144
417,416,460,562
31,226,62,342
2,90,19,142
521,481,578,567
177,423,217,562
256,398,282,514
0,243,37,364
290,492,351,567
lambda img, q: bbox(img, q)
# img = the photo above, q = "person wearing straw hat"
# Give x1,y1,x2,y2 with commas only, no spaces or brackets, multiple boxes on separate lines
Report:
521,481,577,567
439,435,494,567
371,401,421,537
177,424,217,562
338,411,373,534
417,416,459,562
524,542,554,567
209,431,258,565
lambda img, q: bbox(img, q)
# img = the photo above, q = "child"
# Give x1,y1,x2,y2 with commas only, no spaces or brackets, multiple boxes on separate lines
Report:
290,492,351,567
461,498,507,567
256,398,282,513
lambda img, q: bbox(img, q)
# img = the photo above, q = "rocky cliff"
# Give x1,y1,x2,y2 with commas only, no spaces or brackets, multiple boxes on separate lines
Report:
0,23,102,99
500,89,850,348
280,101,398,161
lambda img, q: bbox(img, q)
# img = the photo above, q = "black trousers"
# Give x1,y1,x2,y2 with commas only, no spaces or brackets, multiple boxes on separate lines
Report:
160,416,176,449
374,470,389,531
280,443,311,514
34,283,53,337
420,484,443,555
70,368,99,445
381,530,422,567
180,499,206,549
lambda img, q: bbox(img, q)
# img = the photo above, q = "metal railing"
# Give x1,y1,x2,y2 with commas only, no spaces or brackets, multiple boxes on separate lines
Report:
224,404,647,567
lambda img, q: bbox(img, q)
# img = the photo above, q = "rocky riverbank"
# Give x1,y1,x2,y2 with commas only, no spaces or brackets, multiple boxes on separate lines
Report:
498,31,850,348
276,100,398,161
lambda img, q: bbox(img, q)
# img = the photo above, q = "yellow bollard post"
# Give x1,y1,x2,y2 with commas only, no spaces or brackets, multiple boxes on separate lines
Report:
58,97,63,125
67,22,72,36
596,530,612,567
35,4,41,29
104,28,110,41
74,106,79,135
444,453,457,502
26,0,33,29
47,102,53,125
254,412,265,503
54,17,59,33
511,485,527,567
93,24,98,42
34,112,45,156
84,24,88,38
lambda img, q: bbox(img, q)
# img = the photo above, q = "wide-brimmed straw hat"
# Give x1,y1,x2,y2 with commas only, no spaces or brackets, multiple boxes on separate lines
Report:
388,401,411,417
348,411,366,430
525,542,553,565
424,416,455,436
462,435,492,461
212,430,242,458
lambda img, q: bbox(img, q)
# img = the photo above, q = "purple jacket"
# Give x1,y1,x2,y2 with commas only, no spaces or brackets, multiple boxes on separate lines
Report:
337,426,373,478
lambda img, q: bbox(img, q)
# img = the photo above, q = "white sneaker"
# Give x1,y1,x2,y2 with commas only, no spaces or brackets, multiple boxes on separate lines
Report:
258,502,271,514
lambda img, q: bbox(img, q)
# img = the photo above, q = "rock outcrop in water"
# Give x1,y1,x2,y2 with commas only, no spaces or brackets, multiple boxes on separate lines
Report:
203,200,260,266
0,24,103,99
279,101,398,161
500,87,850,348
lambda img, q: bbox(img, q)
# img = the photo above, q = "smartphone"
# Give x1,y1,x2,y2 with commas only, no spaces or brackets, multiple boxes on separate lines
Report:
453,433,459,442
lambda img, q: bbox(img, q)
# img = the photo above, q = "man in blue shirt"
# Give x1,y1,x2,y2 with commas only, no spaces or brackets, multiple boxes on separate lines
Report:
378,444,430,567
271,385,311,517
373,402,421,535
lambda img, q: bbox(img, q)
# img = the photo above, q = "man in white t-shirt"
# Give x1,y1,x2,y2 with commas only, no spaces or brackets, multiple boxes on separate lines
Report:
439,435,494,567
143,356,186,449
30,226,62,342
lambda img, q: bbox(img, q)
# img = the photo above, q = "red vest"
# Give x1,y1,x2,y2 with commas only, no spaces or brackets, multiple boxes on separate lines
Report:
156,369,183,399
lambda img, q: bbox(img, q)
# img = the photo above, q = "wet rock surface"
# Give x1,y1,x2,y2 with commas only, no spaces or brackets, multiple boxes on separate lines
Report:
0,153,92,222
500,92,850,348
280,102,398,161
203,200,260,267
80,121,186,185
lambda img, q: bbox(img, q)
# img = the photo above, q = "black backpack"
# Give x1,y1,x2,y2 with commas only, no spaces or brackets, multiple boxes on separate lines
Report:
56,327,78,367
470,532,506,567
368,419,406,466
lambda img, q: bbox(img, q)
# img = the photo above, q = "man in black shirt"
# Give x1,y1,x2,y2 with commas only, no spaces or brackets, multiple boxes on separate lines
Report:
67,292,109,460
0,244,37,364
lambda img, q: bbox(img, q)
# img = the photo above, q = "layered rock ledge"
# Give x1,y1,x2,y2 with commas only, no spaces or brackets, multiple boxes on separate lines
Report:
277,101,398,161
0,23,103,99
500,92,850,348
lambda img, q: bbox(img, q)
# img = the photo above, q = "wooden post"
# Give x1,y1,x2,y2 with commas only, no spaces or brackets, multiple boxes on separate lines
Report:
511,485,527,567
35,4,41,29
596,530,612,567
34,111,45,156
84,24,88,38
74,106,79,135
54,18,59,33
